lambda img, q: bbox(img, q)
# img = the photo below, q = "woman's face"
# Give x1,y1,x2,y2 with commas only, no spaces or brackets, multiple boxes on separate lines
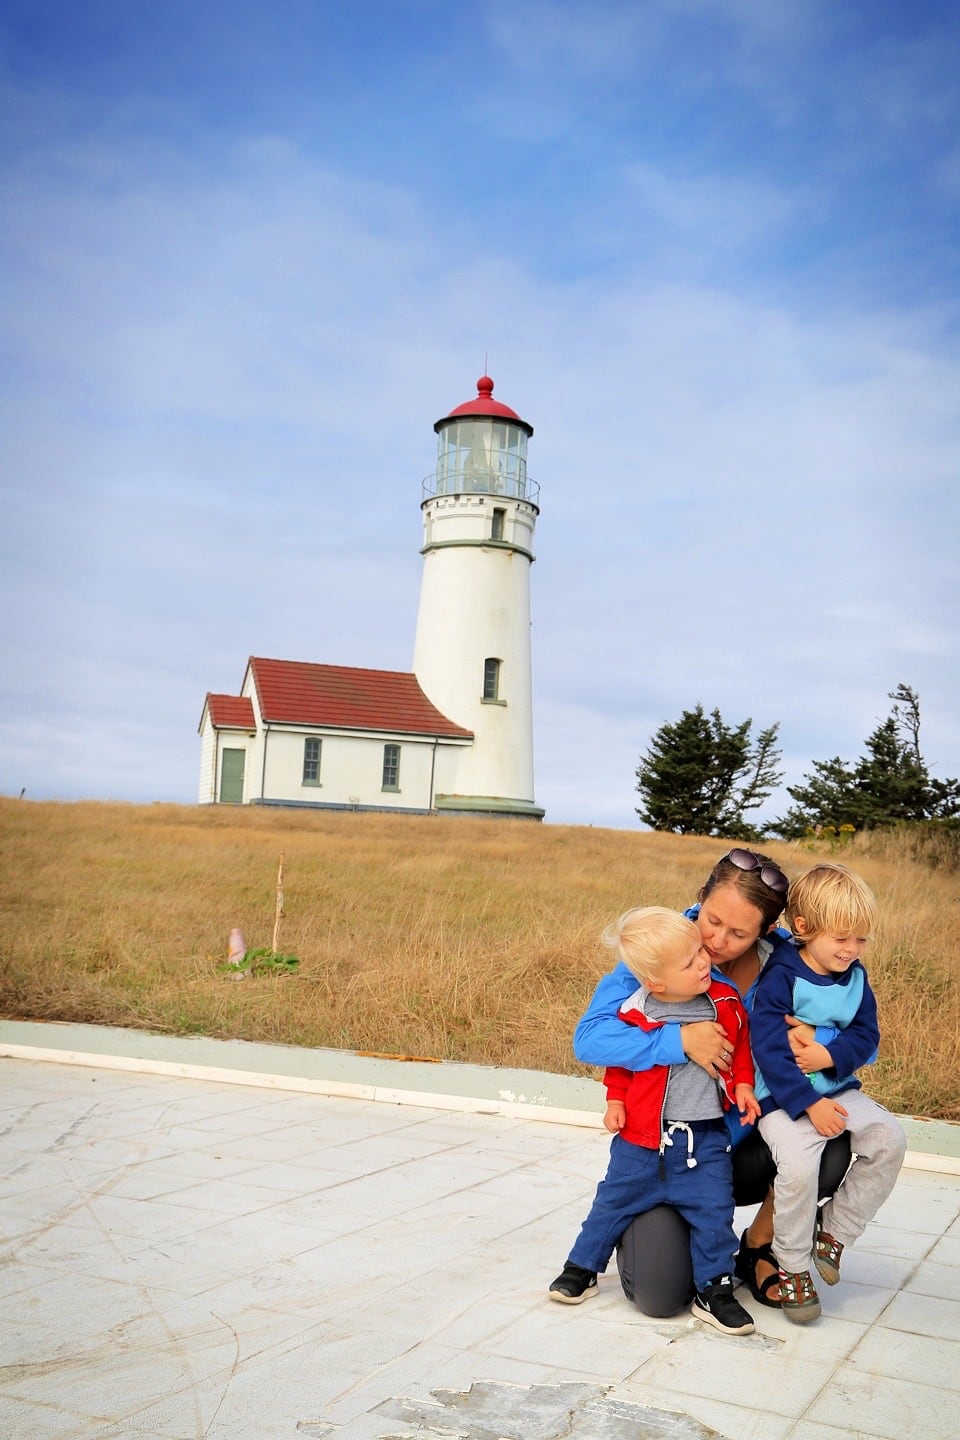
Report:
696,883,765,967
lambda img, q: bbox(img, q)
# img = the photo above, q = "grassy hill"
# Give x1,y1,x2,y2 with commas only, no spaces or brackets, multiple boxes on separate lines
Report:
1,798,957,1120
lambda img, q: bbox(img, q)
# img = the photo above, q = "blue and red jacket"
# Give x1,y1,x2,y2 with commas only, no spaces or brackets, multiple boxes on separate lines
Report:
603,977,754,1150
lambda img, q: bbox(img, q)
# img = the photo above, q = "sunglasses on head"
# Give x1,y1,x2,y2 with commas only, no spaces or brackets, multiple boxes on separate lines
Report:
724,848,789,895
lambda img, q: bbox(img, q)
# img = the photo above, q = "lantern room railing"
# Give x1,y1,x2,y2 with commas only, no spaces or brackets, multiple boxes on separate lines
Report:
421,471,540,503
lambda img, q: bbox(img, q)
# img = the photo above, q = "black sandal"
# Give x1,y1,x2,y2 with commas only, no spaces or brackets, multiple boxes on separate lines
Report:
734,1229,783,1308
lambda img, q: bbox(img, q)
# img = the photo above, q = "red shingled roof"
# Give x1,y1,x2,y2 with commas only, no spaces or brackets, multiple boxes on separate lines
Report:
204,694,255,729
246,657,473,739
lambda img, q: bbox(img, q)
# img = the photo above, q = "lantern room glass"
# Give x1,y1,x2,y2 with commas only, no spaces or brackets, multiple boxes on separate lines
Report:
436,420,528,498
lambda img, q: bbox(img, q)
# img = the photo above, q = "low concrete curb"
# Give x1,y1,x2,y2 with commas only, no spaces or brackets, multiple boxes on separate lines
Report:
2,1018,957,1173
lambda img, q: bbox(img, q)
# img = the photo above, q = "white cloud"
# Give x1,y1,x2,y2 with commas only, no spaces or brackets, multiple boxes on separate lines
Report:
1,12,958,829
621,163,802,251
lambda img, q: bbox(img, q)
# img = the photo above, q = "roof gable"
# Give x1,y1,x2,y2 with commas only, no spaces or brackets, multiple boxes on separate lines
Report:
203,694,256,730
247,658,473,739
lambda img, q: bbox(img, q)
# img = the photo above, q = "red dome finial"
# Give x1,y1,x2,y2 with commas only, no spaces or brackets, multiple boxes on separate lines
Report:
438,374,533,434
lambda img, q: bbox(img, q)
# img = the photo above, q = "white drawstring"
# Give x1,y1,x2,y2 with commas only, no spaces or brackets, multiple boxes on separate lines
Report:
660,1120,697,1168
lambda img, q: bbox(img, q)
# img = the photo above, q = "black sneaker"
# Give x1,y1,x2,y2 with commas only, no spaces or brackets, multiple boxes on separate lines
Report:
691,1275,755,1335
549,1262,598,1304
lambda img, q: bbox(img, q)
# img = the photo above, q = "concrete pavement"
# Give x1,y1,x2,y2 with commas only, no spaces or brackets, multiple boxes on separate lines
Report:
2,1024,959,1440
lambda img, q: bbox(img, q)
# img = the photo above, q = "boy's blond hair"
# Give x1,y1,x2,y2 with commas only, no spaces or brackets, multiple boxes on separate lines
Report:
785,863,877,942
602,906,700,984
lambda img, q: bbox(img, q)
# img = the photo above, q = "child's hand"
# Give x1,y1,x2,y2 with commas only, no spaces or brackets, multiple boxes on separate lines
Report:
735,1083,761,1126
603,1100,626,1134
807,1096,848,1137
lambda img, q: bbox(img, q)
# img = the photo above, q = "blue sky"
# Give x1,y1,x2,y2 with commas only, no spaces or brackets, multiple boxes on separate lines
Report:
2,0,958,829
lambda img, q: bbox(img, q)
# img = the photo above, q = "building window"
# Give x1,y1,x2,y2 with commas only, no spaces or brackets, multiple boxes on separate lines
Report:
302,737,321,785
382,743,400,791
483,657,501,701
491,507,505,540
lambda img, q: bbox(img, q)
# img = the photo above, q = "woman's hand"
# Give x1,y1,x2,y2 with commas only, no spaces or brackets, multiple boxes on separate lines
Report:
680,1020,730,1077
786,1015,833,1074
786,1015,815,1055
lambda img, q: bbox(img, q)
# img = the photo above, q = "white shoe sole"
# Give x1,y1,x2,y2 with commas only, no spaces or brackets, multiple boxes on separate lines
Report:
549,1283,598,1305
690,1300,755,1335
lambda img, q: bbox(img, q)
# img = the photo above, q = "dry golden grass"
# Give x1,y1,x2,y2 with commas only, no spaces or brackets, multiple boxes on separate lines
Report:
1,798,957,1120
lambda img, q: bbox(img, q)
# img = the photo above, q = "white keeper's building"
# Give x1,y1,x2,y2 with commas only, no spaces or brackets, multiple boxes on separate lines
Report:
197,376,544,820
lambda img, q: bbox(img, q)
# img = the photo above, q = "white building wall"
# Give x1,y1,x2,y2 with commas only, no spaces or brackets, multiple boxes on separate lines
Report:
251,728,468,810
198,713,257,804
413,494,536,805
198,715,217,804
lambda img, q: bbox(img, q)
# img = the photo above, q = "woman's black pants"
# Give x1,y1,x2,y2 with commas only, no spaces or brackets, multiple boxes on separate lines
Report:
615,1129,852,1317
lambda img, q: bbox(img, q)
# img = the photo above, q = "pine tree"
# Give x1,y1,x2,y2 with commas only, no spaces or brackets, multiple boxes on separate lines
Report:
635,705,783,837
773,684,960,837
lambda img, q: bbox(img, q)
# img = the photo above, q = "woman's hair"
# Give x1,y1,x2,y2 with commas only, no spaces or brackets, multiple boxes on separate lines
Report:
697,848,788,932
602,906,699,984
785,863,877,941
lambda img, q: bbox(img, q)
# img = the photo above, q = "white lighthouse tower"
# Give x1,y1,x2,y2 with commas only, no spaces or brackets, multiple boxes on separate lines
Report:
413,376,544,820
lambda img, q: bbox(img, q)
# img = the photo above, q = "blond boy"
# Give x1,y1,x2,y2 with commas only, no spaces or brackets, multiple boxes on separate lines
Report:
751,863,906,1322
549,907,759,1334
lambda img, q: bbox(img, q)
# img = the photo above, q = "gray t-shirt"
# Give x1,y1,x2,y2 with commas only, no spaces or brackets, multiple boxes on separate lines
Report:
637,989,724,1122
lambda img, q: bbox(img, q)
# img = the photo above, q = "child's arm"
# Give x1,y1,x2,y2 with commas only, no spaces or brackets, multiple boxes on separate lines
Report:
727,995,755,1087
604,1065,632,1097
603,1099,627,1133
751,967,824,1119
820,976,880,1076
790,985,880,1076
602,1068,631,1133
734,1083,761,1126
728,997,759,1125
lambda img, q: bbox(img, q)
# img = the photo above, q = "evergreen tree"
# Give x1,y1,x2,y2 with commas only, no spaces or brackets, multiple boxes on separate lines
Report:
773,684,960,837
635,705,783,837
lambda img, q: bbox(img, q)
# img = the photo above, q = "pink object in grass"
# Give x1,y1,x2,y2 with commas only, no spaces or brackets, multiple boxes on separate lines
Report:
227,928,245,965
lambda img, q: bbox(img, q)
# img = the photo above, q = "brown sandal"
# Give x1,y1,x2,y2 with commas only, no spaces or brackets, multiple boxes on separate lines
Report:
814,1223,844,1286
778,1268,821,1324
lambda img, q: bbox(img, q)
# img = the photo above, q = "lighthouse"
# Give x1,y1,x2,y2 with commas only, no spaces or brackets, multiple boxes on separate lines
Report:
412,376,544,820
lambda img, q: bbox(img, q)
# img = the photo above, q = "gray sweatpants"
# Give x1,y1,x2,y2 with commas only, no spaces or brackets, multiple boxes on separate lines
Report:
758,1091,906,1276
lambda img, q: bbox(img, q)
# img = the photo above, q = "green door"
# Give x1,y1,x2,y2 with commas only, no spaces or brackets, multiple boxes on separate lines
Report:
220,748,245,803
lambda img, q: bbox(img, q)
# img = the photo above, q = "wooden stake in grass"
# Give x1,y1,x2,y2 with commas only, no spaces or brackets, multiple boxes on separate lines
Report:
272,851,285,954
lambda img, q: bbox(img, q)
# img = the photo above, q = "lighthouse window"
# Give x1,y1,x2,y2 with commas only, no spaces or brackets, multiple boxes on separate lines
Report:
491,507,505,540
302,737,322,785
483,658,501,701
382,743,401,791
435,419,528,498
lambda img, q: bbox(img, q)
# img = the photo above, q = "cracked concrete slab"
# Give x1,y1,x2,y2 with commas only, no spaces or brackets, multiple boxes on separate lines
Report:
2,1052,959,1440
371,1380,728,1439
